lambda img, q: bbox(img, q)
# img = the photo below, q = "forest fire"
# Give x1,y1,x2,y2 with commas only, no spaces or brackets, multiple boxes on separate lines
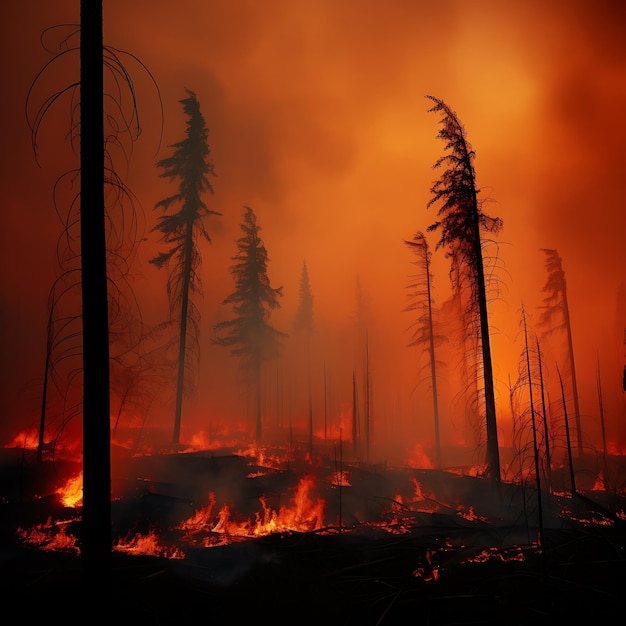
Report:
3,431,626,624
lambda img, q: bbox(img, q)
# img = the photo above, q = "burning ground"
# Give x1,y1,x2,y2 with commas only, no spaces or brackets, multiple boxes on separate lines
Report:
2,439,625,625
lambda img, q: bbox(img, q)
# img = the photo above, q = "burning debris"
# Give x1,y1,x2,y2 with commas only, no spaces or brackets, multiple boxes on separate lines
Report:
2,439,626,625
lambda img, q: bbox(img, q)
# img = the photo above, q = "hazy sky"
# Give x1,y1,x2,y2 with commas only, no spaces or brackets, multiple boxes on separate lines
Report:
1,0,625,464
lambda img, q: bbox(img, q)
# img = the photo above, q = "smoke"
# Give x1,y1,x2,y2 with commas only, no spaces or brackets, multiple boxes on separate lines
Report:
1,0,625,454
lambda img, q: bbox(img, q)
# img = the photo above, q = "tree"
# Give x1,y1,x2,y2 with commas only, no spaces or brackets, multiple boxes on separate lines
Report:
404,230,444,469
295,259,315,456
27,1,160,584
214,206,286,441
79,0,111,578
150,89,219,445
538,248,582,456
425,95,503,482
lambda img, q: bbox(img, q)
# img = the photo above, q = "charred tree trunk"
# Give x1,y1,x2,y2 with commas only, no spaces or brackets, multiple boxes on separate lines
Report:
473,216,500,482
425,264,441,470
172,220,194,444
352,371,358,457
562,288,583,456
536,337,552,490
80,0,111,580
37,308,54,462
255,352,262,442
523,307,544,551
364,330,371,462
557,364,577,497
596,358,610,492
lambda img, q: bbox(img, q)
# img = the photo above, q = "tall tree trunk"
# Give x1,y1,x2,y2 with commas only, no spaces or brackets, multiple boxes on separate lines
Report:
307,330,313,458
352,371,358,457
364,330,371,462
557,364,577,496
80,0,111,580
472,205,500,482
596,358,610,491
172,221,194,444
425,263,441,469
536,337,552,490
523,307,544,552
562,288,583,456
37,308,53,462
255,352,262,441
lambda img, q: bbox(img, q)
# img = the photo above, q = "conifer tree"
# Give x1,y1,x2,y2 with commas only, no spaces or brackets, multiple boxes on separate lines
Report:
150,89,219,444
425,95,503,481
214,206,286,441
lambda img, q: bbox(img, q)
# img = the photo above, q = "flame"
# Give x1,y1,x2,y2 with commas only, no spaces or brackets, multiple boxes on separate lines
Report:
57,472,83,508
17,518,79,553
114,527,185,559
591,473,607,491
405,443,435,469
177,475,326,542
412,548,440,582
456,505,488,522
236,444,289,470
329,469,351,487
6,429,39,450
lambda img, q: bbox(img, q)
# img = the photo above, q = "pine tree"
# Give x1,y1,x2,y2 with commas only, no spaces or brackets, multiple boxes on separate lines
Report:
214,206,286,441
425,95,503,481
150,89,219,444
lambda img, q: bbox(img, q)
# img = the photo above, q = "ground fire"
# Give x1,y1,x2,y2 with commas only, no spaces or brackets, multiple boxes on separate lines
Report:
2,423,625,625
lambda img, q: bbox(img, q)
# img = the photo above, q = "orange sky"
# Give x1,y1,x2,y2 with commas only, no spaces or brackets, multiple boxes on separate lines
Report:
1,0,625,467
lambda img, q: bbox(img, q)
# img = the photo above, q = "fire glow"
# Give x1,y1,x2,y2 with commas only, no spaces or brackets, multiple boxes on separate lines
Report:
177,474,326,543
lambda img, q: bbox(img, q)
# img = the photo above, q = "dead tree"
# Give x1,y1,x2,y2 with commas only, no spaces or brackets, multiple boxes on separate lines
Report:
538,248,583,456
404,230,444,469
425,95,503,481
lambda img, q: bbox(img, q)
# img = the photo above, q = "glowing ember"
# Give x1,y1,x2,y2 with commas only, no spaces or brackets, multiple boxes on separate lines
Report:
412,548,440,582
456,505,488,522
329,470,351,487
460,546,528,564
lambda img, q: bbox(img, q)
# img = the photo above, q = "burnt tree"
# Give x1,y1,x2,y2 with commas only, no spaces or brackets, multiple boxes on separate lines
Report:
404,230,444,469
151,89,219,444
538,248,582,456
425,95,503,482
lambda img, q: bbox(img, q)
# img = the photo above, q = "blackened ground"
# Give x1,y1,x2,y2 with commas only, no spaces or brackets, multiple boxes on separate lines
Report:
2,517,626,625
1,448,625,625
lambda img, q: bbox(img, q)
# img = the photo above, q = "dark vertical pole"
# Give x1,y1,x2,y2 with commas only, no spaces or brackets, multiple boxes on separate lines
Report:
80,0,111,580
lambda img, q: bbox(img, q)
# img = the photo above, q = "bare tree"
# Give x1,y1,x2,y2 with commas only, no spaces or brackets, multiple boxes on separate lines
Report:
538,248,582,456
425,95,503,481
404,230,444,469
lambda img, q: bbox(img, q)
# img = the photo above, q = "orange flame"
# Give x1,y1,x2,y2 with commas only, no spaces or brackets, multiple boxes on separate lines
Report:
114,527,185,559
178,475,326,541
17,518,79,553
56,472,83,508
